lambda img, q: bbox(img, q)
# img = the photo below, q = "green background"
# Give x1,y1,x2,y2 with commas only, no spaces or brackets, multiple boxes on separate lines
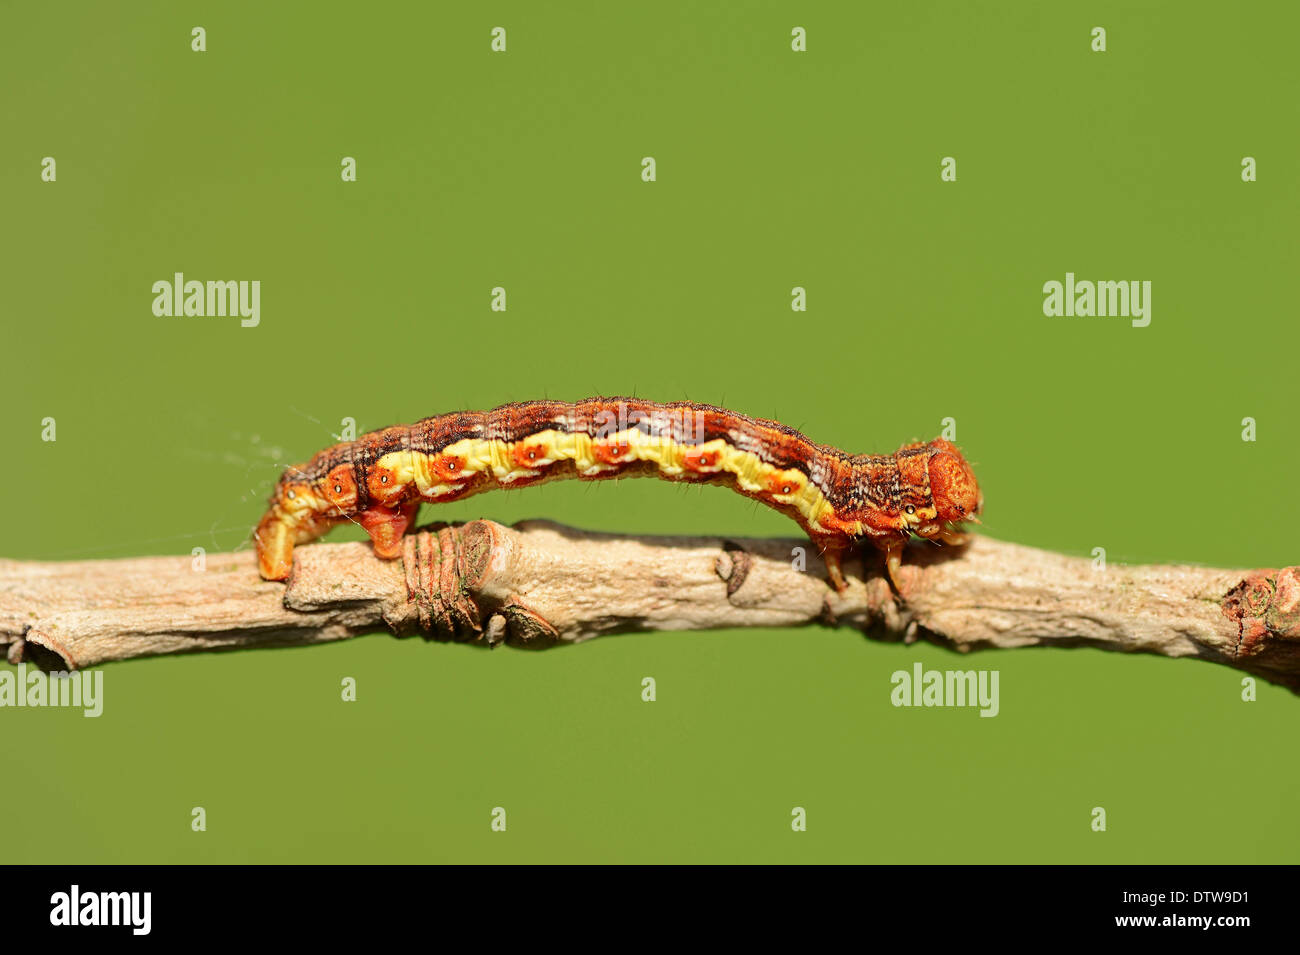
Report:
3,1,1296,863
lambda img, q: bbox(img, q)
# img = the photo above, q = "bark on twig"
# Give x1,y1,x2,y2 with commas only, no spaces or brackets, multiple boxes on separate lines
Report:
1,520,1297,692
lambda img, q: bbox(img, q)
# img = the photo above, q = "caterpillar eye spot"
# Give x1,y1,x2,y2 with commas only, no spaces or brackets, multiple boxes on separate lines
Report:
286,491,295,499
782,485,792,494
905,505,916,514
381,475,388,484
334,485,342,493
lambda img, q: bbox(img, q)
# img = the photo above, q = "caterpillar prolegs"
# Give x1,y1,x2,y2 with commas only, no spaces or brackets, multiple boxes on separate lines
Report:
255,398,983,591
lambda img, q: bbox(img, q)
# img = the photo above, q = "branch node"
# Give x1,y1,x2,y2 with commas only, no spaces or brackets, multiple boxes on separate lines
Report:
716,540,753,597
499,600,561,648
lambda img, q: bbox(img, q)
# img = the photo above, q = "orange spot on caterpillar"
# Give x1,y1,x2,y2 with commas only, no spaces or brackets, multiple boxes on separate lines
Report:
278,481,309,506
765,473,800,496
682,448,719,471
512,443,547,468
428,454,464,481
366,466,404,505
322,465,358,510
593,441,631,464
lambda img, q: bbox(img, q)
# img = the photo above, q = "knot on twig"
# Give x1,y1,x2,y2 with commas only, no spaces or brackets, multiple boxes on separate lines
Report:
715,540,753,598
400,522,561,649
1221,566,1300,657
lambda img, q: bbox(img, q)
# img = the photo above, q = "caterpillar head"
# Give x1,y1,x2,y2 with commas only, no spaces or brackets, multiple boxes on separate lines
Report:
889,438,982,540
926,439,982,527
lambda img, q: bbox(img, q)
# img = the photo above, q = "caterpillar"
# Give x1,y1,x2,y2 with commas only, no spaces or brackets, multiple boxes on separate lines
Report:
255,398,982,591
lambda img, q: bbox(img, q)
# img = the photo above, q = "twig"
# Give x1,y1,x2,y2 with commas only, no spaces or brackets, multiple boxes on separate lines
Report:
1,520,1297,691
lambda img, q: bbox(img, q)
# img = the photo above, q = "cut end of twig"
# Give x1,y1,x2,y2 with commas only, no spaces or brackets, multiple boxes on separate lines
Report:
1220,567,1300,689
1222,567,1300,652
15,626,78,670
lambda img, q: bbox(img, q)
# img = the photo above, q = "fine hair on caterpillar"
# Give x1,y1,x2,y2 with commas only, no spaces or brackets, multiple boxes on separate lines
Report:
254,397,983,592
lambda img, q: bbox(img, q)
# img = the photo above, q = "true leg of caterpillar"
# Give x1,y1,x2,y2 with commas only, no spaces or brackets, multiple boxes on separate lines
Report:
938,527,969,548
821,543,851,594
356,501,420,559
884,539,905,592
821,537,905,594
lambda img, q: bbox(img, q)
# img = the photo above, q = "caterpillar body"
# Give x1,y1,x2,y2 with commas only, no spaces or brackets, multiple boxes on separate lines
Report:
255,397,982,591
